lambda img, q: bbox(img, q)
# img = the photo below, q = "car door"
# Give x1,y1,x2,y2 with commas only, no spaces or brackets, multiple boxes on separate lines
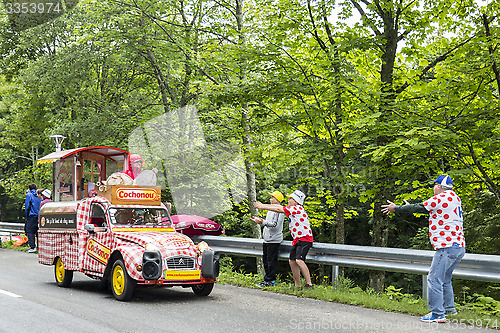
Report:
81,203,114,275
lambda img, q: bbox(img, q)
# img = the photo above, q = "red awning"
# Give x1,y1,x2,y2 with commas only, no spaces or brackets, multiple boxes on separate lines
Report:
38,146,129,164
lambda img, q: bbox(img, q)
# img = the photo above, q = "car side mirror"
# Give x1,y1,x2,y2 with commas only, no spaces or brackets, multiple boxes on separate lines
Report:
84,224,95,233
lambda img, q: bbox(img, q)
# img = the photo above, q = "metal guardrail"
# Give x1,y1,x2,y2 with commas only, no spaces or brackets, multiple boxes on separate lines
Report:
192,235,500,299
3,223,499,299
0,222,24,234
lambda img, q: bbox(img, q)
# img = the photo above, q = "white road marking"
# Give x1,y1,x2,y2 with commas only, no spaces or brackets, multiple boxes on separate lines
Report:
0,289,22,298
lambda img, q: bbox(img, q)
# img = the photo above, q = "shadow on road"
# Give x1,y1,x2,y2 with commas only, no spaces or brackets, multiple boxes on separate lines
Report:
42,279,220,304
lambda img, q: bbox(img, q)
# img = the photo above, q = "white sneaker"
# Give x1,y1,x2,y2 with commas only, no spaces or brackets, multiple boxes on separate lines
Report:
26,248,37,253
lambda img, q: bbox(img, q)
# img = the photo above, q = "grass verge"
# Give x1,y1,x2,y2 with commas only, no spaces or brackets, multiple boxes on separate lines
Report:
217,270,500,330
217,270,428,315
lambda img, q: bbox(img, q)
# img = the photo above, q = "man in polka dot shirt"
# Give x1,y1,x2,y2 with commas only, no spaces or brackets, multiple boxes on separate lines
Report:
381,175,465,323
254,189,314,289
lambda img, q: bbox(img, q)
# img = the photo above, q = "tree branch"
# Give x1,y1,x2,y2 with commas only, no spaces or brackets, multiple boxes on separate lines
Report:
350,0,383,36
396,36,474,94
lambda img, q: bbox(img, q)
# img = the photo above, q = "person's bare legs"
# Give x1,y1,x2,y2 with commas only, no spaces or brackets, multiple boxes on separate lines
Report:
296,259,312,285
289,259,301,286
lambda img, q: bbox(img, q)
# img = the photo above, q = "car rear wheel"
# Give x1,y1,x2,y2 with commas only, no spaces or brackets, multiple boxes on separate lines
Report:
111,259,136,301
54,257,73,288
192,283,214,296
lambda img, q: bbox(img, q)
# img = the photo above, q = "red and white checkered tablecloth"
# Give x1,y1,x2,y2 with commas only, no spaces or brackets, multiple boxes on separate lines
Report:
76,197,110,231
39,196,202,283
114,231,199,280
38,229,79,270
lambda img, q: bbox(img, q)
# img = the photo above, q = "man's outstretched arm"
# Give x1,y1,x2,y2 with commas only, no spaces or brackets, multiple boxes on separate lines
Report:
382,200,428,215
254,202,285,213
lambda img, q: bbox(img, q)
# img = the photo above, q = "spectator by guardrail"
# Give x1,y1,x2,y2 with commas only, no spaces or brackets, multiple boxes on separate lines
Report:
192,235,500,300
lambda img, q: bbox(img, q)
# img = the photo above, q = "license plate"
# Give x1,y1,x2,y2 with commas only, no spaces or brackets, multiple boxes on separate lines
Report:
164,270,201,280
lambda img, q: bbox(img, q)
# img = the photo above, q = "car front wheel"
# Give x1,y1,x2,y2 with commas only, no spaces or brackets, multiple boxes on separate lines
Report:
111,259,136,301
192,283,214,296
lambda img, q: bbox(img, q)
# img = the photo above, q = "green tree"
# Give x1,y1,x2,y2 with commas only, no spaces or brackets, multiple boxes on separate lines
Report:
338,0,483,290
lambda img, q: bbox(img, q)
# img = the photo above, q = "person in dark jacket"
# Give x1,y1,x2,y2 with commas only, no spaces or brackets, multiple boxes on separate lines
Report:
25,183,41,253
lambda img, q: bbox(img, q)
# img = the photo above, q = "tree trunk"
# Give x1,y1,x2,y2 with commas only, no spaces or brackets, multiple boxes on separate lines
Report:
368,8,399,292
369,192,389,291
333,46,345,278
236,0,263,273
144,48,171,114
242,105,261,239
482,14,500,94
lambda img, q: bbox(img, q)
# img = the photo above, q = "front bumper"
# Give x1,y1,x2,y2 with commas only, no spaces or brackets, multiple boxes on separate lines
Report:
140,250,218,284
137,277,216,286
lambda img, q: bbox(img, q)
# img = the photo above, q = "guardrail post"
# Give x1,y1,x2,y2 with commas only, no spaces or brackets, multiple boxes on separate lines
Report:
422,274,428,301
332,265,339,286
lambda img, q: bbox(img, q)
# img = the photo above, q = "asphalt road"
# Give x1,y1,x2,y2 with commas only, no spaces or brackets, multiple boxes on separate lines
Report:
0,248,496,333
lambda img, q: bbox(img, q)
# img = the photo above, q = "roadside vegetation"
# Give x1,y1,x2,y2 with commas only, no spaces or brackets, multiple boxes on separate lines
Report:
218,257,500,330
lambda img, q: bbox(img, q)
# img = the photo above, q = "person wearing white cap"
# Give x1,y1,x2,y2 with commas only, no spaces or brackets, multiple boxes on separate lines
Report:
254,189,314,289
39,189,52,209
251,190,285,287
381,175,465,323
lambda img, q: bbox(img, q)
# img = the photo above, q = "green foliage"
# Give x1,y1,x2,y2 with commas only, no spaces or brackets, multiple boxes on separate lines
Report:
218,255,234,275
385,285,420,304
385,285,403,300
457,285,500,317
467,294,500,316
0,0,500,298
1,163,52,202
212,208,254,238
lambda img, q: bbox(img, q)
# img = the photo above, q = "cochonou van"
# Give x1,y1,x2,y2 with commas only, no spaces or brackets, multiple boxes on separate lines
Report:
37,146,219,301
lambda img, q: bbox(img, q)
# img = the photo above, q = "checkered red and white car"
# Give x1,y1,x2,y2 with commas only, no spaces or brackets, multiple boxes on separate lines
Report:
38,196,219,301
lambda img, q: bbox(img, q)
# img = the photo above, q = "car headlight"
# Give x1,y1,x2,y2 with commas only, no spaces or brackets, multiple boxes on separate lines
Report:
145,242,160,251
197,241,210,253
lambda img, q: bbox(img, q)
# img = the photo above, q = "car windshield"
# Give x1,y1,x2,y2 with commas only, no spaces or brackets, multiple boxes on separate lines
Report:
109,207,171,227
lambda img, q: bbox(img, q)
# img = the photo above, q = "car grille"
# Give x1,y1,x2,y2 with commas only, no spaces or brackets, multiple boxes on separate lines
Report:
165,255,195,270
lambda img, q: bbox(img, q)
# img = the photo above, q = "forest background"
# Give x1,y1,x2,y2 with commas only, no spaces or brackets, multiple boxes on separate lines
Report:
1,0,499,296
